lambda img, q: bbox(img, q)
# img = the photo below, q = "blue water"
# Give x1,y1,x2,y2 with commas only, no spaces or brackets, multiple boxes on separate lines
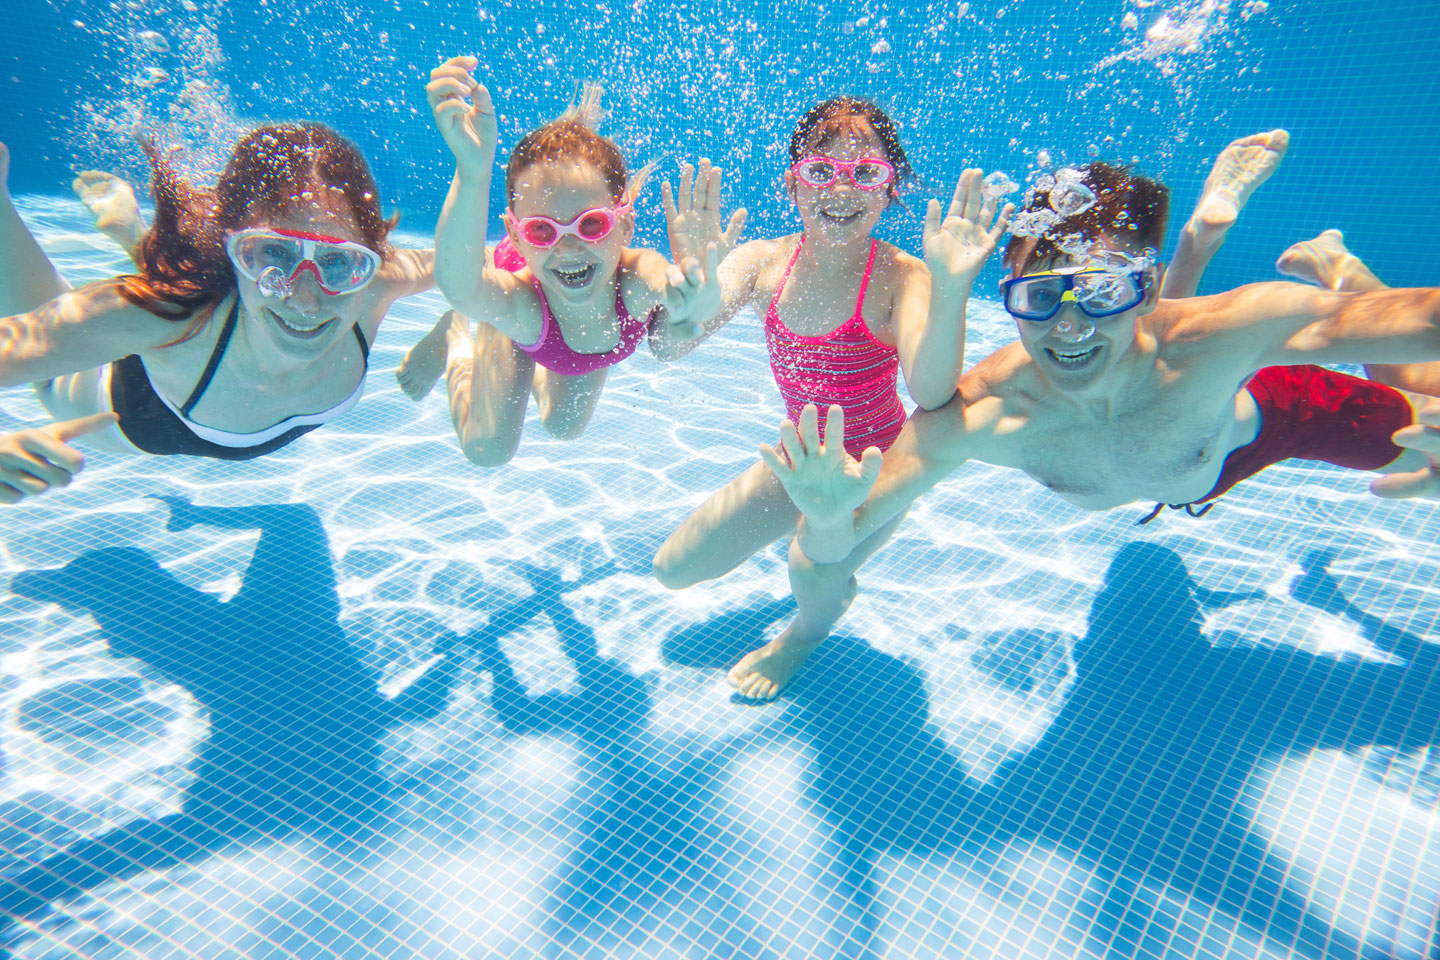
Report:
1,1,1439,958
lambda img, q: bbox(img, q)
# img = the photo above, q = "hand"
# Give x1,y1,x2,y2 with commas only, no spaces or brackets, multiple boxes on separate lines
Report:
662,159,746,266
924,169,1014,288
1371,400,1440,499
0,413,117,505
661,242,723,340
758,404,882,526
426,56,497,176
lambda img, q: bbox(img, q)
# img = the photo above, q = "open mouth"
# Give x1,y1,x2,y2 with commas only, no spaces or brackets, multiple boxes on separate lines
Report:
1044,344,1102,368
551,263,597,289
818,208,864,226
266,308,335,340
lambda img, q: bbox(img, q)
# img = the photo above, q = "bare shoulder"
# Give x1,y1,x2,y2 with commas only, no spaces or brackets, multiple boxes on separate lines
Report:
874,239,926,278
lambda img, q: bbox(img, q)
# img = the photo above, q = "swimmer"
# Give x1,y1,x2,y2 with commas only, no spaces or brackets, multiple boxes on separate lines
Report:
0,127,435,502
740,161,1440,701
396,57,731,464
652,98,1013,617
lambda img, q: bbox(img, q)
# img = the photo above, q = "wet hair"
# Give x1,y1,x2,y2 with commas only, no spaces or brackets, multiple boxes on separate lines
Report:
1003,162,1170,274
120,122,396,325
505,84,653,207
788,96,916,200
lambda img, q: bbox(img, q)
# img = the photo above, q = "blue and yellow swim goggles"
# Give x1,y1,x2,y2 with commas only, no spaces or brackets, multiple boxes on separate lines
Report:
1001,269,1150,322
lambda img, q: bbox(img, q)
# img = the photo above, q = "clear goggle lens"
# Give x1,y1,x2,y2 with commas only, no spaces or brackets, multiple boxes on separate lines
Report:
228,231,380,295
1005,271,1146,320
795,158,894,189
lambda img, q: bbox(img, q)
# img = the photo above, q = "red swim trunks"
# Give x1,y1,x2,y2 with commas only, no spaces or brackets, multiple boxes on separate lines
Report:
1199,364,1411,503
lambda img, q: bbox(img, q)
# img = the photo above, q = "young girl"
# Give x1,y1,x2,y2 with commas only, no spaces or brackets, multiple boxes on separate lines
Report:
651,96,1013,702
395,57,736,465
0,127,434,503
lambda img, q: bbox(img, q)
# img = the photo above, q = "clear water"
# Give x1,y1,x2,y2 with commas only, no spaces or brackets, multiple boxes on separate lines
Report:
2,2,1439,958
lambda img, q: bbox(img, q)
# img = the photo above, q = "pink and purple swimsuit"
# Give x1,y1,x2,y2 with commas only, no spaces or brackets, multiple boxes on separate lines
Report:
494,238,652,377
765,238,908,456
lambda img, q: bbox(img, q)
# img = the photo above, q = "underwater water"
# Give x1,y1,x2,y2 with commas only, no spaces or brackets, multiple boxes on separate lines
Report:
1,1,1439,958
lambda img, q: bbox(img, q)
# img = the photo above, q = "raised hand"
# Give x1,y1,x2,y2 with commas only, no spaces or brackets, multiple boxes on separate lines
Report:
1370,400,1440,499
661,242,723,339
426,56,497,176
662,159,746,266
923,168,1014,288
0,413,117,505
758,404,882,527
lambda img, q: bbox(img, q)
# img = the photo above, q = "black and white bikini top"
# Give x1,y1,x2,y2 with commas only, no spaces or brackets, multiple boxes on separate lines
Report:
109,300,369,461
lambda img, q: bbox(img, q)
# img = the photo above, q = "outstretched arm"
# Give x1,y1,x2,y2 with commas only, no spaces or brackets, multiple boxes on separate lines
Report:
895,169,1013,410
0,281,172,387
0,142,70,317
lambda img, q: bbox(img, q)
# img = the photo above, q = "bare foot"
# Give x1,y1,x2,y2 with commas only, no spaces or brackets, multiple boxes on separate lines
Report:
1190,129,1290,240
396,310,462,400
727,577,857,704
1276,229,1383,292
72,170,145,255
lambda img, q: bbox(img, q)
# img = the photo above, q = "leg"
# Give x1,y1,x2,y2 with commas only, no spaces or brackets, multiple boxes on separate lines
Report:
531,366,607,441
394,310,455,401
652,460,803,589
71,171,145,262
445,313,535,466
0,143,71,317
1275,231,1440,392
1161,130,1290,299
728,508,909,703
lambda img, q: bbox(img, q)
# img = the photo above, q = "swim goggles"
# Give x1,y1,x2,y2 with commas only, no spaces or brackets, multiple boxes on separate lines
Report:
226,228,382,297
791,156,895,190
505,203,631,249
1001,269,1150,322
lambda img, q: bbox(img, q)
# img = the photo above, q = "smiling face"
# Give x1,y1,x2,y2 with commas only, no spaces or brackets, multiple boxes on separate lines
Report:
786,125,891,244
1010,234,1162,394
506,159,633,307
232,187,375,357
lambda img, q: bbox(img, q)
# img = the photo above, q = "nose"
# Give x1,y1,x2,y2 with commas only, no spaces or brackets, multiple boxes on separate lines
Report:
285,269,326,317
1053,306,1095,343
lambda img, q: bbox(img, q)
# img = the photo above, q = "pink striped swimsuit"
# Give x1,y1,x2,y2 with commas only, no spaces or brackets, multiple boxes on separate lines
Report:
765,238,907,456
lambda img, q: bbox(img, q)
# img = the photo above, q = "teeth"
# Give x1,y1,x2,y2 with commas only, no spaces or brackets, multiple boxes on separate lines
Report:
268,309,332,337
1048,346,1100,366
553,263,596,287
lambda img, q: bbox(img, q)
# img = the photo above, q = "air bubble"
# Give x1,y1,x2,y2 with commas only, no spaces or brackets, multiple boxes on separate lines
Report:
135,29,170,52
982,171,1019,199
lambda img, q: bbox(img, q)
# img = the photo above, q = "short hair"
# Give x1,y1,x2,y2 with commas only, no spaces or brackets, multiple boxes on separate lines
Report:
1003,162,1170,273
789,96,915,199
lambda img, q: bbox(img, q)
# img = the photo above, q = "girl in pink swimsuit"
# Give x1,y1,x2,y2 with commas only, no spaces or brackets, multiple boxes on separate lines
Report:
397,58,742,465
653,97,1013,702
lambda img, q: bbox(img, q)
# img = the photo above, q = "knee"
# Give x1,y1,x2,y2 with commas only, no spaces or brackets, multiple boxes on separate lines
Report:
539,411,591,442
651,545,701,590
459,435,519,468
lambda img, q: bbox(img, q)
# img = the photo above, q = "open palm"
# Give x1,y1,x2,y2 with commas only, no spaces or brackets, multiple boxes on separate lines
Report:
924,168,1014,286
662,158,746,265
759,404,882,525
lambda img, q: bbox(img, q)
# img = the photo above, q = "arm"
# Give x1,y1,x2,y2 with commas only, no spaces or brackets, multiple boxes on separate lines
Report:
895,170,1013,411
760,401,971,564
0,281,171,387
427,57,539,344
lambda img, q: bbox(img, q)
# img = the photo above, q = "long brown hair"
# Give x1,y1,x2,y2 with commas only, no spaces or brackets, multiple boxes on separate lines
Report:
504,84,653,207
121,123,396,325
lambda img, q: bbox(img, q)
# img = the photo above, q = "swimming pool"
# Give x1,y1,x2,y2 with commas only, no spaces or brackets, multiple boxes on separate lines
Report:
2,1,1439,958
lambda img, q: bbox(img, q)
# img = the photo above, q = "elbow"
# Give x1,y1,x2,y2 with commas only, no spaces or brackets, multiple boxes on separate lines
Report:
911,385,960,413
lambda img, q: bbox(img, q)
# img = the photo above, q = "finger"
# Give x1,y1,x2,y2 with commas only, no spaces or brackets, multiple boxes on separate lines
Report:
1415,401,1440,428
858,446,884,486
758,444,793,478
661,180,678,222
0,483,22,505
2,452,71,490
679,161,695,213
0,467,50,497
961,169,983,221
14,433,83,478
823,404,846,457
947,170,970,220
990,202,1016,241
1370,469,1440,500
46,411,118,444
776,419,804,466
1391,422,1440,455
426,78,473,107
470,83,495,117
976,193,999,232
798,404,822,455
701,160,719,212
705,241,720,278
925,197,942,240
723,208,748,248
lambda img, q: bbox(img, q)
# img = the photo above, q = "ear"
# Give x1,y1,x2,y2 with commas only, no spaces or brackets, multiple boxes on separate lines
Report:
784,168,797,204
618,207,636,246
1142,263,1165,310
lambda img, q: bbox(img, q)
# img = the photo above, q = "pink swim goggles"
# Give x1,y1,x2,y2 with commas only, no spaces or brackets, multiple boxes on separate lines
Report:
226,228,382,297
506,203,632,249
791,156,895,190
